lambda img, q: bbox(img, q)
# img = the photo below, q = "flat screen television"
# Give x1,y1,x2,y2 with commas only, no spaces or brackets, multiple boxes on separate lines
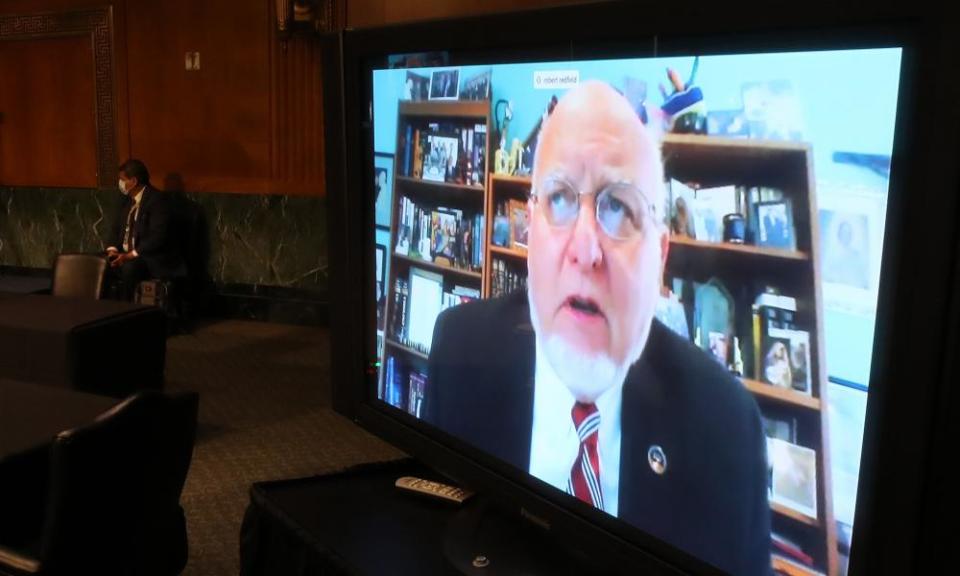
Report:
326,2,959,574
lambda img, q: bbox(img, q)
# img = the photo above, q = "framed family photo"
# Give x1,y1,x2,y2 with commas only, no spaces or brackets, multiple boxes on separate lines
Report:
374,153,394,230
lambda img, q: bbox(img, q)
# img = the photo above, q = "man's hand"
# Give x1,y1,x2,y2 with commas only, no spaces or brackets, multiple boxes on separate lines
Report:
109,251,136,268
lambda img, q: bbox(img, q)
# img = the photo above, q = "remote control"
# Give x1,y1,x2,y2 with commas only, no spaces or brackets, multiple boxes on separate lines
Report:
395,476,474,504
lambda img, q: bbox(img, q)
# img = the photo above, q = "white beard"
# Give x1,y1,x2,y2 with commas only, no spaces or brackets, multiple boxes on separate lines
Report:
527,288,629,403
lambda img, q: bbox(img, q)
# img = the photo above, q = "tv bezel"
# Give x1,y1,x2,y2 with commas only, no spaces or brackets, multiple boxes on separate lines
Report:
326,2,960,574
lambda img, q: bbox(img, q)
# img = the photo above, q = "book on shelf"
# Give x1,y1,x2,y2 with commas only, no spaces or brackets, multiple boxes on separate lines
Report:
394,195,484,271
772,554,825,576
491,257,528,298
397,119,487,185
771,532,815,567
389,277,409,344
383,356,407,410
407,370,428,418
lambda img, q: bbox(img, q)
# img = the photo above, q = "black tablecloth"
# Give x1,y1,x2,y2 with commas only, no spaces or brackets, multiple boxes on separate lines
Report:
0,295,166,396
240,459,465,576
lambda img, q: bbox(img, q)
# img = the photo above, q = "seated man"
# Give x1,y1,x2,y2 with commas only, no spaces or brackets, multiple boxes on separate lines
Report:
425,81,770,575
105,159,183,301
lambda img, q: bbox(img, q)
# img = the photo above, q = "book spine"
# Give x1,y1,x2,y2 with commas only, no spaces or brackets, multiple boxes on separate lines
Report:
404,124,413,177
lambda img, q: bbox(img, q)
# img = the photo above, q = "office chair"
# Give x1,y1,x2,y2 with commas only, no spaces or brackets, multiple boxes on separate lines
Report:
50,253,108,300
0,390,199,576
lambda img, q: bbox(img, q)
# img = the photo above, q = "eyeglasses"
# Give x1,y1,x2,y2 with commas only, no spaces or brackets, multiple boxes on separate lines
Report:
530,174,657,240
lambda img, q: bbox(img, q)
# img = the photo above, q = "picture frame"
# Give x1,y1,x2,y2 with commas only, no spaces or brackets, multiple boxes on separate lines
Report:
429,68,460,100
402,71,430,101
375,244,386,330
767,438,818,519
422,135,458,182
756,199,795,250
374,153,394,230
460,69,492,101
508,199,529,249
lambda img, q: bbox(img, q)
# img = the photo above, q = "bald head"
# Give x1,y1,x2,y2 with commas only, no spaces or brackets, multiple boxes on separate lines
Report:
533,81,665,213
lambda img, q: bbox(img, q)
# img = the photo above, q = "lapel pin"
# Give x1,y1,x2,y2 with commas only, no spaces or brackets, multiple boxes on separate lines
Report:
648,445,667,475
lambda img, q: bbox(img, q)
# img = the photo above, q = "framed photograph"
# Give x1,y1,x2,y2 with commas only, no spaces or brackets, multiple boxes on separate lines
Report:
708,331,729,366
375,244,386,330
374,153,394,230
402,71,430,101
767,327,812,394
429,69,460,100
423,135,458,182
430,209,459,262
762,415,798,444
707,109,749,138
756,200,795,250
767,438,818,519
762,335,793,389
460,69,491,101
741,79,805,141
508,199,529,249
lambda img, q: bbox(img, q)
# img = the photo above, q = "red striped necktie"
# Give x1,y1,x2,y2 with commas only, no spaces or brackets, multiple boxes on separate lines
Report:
568,402,603,510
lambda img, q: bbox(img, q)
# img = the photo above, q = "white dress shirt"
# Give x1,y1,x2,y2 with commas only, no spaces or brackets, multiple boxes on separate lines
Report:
528,343,623,517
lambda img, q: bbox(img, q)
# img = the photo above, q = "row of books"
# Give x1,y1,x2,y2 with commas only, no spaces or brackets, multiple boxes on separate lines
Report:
490,258,527,298
389,273,480,354
394,196,486,272
380,356,429,418
398,121,488,186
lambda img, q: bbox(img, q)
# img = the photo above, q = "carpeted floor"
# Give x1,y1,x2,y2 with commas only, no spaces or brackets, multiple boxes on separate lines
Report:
165,320,403,576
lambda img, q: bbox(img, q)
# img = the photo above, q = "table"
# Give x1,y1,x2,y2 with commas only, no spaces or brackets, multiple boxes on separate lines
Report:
239,459,593,576
0,294,166,397
0,378,118,463
0,378,118,547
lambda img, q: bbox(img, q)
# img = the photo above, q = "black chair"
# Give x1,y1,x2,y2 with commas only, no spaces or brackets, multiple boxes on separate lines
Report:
51,254,108,300
0,391,200,576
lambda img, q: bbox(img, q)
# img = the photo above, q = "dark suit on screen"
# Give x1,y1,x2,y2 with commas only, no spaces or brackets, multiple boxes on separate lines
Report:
424,290,771,576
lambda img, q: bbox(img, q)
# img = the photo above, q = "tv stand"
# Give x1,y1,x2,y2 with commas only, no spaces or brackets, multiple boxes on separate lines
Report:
240,458,590,576
443,498,588,576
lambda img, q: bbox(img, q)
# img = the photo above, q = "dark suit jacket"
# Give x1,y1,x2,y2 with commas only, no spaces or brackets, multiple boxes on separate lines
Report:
425,291,771,576
109,186,184,279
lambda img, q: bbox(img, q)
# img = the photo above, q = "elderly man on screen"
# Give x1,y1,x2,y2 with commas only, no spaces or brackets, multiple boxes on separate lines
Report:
425,81,771,575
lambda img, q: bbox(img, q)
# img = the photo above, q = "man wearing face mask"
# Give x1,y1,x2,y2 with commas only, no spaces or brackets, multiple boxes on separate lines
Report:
105,159,182,300
424,82,770,575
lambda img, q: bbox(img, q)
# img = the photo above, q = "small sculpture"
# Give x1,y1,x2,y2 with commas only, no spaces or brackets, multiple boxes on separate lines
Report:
660,56,707,134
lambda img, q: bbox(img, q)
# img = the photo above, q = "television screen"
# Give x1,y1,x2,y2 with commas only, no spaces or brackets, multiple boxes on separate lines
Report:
369,48,902,575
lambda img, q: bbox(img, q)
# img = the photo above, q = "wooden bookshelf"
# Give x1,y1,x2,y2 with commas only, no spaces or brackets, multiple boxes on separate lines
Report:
669,236,809,261
742,378,822,411
391,253,483,280
385,338,429,361
395,176,484,193
772,503,822,529
381,99,492,413
489,245,528,259
663,134,837,576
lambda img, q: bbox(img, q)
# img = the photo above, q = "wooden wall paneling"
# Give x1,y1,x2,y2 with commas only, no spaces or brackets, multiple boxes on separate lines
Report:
125,0,272,194
0,6,117,188
346,0,595,28
271,34,326,195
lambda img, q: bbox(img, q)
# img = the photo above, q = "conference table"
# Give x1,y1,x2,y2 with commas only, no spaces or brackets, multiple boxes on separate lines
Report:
0,378,118,464
0,294,166,397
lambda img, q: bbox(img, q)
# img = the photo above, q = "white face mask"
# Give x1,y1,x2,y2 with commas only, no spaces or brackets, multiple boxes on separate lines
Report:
119,179,129,195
